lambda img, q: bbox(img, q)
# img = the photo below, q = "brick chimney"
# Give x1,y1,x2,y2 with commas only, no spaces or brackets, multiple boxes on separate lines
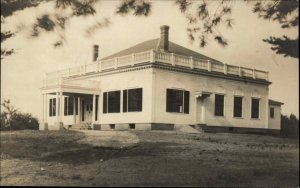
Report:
93,45,99,62
159,25,169,51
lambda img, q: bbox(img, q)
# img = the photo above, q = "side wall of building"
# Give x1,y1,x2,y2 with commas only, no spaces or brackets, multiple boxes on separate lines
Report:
153,68,269,129
268,105,281,130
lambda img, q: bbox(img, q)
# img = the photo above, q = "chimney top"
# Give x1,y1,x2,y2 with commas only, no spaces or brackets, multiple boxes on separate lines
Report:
93,45,99,62
160,25,169,30
159,25,169,51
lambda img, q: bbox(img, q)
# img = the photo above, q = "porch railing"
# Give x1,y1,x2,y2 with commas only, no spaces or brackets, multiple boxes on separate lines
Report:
43,49,269,87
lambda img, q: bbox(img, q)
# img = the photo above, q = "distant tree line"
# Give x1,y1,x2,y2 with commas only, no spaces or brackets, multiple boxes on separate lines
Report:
0,99,39,131
281,114,299,139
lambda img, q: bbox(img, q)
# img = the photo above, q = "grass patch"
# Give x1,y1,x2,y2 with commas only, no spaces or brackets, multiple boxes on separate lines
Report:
0,130,85,159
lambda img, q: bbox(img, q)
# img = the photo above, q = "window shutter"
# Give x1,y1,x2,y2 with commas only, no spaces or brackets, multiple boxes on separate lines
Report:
137,88,142,111
184,91,190,114
64,97,67,116
103,92,107,114
123,90,127,112
166,89,172,112
75,97,78,115
115,91,121,113
49,99,52,116
95,96,98,121
53,98,56,116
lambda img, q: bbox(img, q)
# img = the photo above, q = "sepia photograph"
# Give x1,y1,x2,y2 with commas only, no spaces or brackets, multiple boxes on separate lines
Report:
1,0,299,187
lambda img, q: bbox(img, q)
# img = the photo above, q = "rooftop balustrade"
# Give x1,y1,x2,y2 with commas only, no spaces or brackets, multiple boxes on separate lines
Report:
43,49,269,88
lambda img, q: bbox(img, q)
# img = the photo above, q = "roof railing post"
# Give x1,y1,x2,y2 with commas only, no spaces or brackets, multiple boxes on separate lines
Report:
223,64,227,74
115,57,118,69
252,69,256,79
98,61,102,72
150,49,155,63
132,53,135,66
189,56,194,69
171,53,175,66
238,66,242,77
207,60,211,71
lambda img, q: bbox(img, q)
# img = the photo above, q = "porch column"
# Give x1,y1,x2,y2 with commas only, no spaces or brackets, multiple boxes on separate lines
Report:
73,96,76,125
56,92,59,122
59,92,63,122
97,94,101,123
41,94,44,130
92,94,96,124
44,94,47,123
78,97,81,123
201,99,205,124
194,96,198,124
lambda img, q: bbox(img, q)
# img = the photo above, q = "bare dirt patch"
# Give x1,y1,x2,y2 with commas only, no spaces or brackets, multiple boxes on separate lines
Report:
0,130,299,186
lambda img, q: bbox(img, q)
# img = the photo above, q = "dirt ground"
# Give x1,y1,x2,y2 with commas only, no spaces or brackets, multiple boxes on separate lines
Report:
0,130,299,187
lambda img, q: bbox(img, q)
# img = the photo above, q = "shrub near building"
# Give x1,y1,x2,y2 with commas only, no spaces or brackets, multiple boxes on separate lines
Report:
0,99,39,131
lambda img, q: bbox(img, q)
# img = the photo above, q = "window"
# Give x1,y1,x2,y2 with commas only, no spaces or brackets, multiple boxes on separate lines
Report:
270,107,274,118
103,91,121,113
64,97,74,116
49,98,56,117
110,124,115,129
233,96,243,118
129,124,135,129
123,88,143,112
251,98,260,119
166,89,189,113
215,94,224,116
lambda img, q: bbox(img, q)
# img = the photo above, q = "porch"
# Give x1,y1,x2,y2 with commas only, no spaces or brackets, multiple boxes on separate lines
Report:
40,78,101,130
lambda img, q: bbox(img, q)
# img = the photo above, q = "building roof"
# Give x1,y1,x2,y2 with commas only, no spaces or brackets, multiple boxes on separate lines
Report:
101,38,223,64
269,99,284,106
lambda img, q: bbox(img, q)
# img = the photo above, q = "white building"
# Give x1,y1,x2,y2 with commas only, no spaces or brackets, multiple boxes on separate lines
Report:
40,25,283,133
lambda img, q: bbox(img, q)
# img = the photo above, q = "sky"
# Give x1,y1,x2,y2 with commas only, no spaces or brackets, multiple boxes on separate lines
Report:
1,1,299,120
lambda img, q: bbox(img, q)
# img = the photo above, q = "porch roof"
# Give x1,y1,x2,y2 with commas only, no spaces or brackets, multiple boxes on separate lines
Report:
41,78,100,95
269,99,284,106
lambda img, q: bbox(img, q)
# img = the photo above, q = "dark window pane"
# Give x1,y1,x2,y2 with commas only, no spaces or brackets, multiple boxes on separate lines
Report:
53,98,56,116
184,91,190,114
166,89,173,112
270,107,274,118
64,97,67,116
234,96,243,117
251,98,260,119
103,92,107,114
215,94,224,116
68,97,74,115
75,97,78,115
128,88,142,112
123,90,128,112
95,96,98,121
81,100,85,121
174,90,183,112
108,91,120,113
49,99,52,117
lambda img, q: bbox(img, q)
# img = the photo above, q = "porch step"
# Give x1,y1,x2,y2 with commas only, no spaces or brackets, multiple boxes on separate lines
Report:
69,123,92,130
192,124,206,132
